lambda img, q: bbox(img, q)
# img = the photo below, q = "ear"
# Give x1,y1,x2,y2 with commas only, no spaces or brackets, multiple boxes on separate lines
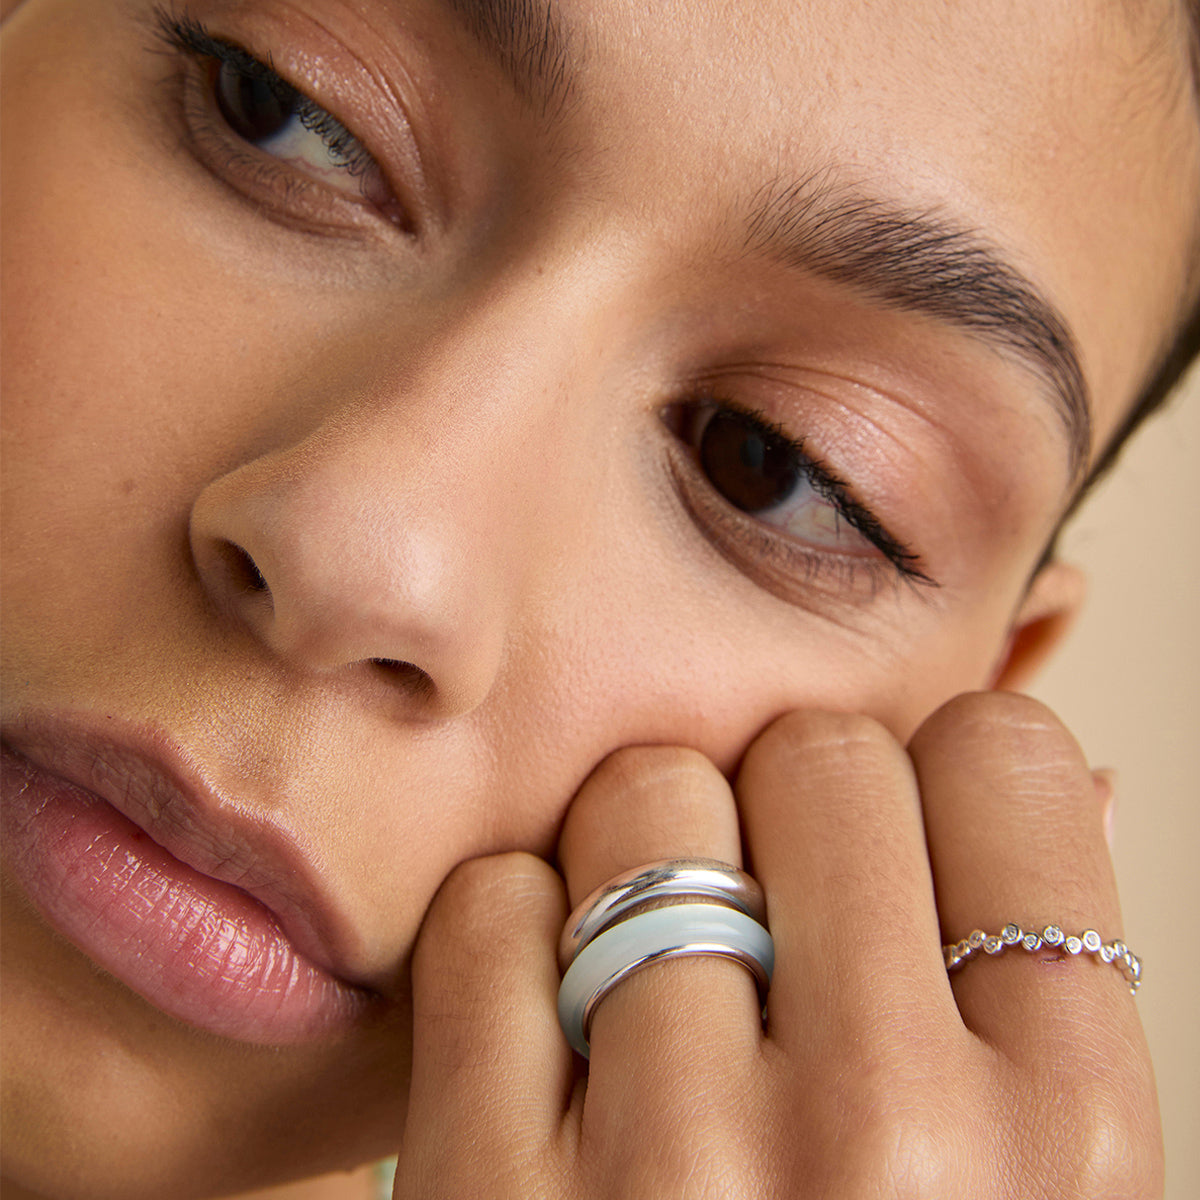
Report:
988,560,1087,691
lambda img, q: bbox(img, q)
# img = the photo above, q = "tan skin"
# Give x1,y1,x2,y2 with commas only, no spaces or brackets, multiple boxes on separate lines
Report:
1,0,1197,1196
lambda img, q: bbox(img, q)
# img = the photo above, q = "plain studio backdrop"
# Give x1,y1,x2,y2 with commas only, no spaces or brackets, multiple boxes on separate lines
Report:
1028,363,1199,1200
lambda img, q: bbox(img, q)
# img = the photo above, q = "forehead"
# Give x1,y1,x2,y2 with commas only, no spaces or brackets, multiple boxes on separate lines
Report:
561,0,1194,193
449,0,1200,453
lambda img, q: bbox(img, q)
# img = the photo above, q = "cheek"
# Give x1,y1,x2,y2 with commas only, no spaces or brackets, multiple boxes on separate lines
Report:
561,610,1004,762
0,170,215,690
0,56,371,689
458,525,1010,862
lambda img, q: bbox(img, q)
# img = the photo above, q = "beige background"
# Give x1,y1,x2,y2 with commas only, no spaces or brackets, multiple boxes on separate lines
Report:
1028,365,1199,1199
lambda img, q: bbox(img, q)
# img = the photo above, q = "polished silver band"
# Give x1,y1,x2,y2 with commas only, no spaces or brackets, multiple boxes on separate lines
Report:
557,858,768,972
556,859,774,1057
944,923,1142,994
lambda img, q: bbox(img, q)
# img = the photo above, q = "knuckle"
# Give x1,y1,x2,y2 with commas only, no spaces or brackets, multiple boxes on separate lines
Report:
410,853,561,1055
826,1090,979,1200
769,1052,985,1200
417,852,559,965
912,691,1095,815
738,710,915,829
744,708,899,778
916,691,1082,767
568,743,735,847
436,850,557,918
588,742,722,796
1037,1078,1164,1199
587,1107,765,1200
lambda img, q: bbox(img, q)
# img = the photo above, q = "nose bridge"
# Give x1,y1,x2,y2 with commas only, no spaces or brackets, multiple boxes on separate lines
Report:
335,275,589,566
191,276,593,716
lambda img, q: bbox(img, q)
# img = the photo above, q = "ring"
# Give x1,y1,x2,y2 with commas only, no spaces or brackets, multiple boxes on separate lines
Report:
556,859,774,1058
943,923,1142,994
557,904,774,1056
557,857,768,971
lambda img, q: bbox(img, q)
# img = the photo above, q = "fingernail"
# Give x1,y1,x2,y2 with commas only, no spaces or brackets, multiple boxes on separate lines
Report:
1093,768,1117,848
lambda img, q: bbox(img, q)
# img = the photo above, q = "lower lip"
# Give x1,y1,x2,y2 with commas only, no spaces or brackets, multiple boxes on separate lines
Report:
1,746,370,1045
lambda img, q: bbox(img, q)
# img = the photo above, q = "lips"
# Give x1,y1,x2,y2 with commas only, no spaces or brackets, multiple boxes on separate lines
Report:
0,715,379,1045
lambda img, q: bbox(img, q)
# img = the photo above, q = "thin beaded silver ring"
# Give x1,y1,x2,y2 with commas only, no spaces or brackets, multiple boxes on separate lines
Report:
943,923,1142,995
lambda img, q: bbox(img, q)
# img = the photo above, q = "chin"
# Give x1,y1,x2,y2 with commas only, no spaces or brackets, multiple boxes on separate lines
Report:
0,890,411,1200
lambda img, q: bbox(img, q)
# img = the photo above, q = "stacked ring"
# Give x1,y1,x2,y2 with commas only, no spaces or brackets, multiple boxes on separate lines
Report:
556,858,774,1057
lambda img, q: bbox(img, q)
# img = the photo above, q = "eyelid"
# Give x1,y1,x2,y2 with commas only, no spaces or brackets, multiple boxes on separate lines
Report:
672,397,934,576
665,440,917,609
662,398,938,608
154,7,437,236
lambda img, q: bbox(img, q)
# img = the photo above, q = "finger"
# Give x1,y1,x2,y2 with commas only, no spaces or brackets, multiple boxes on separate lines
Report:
559,745,744,904
909,692,1139,1057
557,745,763,1087
735,710,952,1060
399,852,571,1189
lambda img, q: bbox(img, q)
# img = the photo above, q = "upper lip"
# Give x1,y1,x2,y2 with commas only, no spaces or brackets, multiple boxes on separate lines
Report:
1,711,377,992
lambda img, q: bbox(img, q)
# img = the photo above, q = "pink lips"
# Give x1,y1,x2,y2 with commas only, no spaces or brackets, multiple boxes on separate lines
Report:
0,720,377,1045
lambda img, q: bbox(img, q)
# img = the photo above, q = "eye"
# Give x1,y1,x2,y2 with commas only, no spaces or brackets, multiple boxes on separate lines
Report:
211,56,376,201
666,398,936,597
159,14,396,216
692,405,869,552
215,60,296,144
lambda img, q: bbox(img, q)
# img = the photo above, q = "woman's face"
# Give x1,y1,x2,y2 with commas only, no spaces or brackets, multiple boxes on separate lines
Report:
2,0,1196,1194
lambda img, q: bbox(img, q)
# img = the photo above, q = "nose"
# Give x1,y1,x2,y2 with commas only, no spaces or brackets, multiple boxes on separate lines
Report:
188,309,572,719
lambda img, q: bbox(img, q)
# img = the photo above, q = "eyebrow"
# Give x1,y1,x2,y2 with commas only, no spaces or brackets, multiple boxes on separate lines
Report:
443,0,577,122
744,175,1093,480
440,6,1091,478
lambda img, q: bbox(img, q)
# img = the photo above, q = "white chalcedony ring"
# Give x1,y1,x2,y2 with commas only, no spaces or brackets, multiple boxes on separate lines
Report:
557,858,774,1058
943,923,1143,995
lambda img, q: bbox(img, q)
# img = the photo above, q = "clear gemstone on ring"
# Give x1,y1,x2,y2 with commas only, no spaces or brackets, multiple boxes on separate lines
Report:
942,925,1140,996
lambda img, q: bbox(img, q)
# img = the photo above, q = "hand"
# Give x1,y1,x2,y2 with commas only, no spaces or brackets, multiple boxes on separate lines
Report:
393,693,1161,1198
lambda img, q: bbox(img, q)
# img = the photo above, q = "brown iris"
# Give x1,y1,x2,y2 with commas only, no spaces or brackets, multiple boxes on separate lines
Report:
214,60,297,144
698,409,802,513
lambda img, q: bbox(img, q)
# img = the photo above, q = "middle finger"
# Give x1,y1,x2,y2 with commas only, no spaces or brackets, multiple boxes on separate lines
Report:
557,744,764,1081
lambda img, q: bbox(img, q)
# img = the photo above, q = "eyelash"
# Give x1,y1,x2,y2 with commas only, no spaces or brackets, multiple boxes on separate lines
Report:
152,8,402,229
150,11,932,604
667,398,937,596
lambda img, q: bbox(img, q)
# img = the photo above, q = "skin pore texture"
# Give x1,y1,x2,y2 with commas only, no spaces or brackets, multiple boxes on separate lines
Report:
2,1,1198,1198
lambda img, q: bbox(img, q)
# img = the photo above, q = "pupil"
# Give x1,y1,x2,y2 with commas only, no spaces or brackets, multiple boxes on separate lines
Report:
698,409,800,513
215,63,296,143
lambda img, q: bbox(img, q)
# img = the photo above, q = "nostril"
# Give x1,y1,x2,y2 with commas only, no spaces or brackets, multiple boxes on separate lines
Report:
370,658,435,698
220,541,270,595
